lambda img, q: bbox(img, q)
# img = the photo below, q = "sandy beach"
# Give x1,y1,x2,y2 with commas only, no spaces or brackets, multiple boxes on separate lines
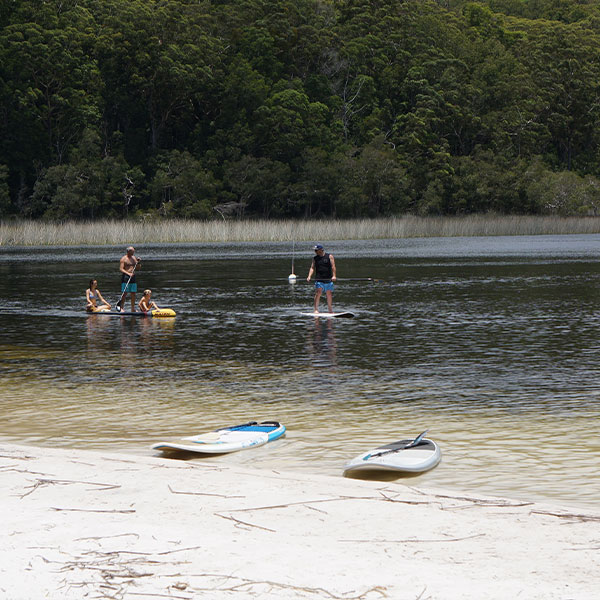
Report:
2,442,598,600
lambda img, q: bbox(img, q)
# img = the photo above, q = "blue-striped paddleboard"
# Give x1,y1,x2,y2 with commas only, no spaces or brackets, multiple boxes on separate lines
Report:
151,421,286,454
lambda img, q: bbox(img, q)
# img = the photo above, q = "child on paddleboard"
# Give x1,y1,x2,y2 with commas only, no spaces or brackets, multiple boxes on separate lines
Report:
86,279,112,312
138,289,160,313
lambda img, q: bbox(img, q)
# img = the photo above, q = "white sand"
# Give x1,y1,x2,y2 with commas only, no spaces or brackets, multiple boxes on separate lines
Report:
2,442,598,599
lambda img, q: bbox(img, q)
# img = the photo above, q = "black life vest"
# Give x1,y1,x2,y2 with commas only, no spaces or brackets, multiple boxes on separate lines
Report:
314,253,333,281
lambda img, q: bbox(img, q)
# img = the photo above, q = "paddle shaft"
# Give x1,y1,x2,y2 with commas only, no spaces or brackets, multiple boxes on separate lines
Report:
368,429,429,459
302,277,379,282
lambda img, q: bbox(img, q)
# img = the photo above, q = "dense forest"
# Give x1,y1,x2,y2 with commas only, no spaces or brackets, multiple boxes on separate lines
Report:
1,0,599,220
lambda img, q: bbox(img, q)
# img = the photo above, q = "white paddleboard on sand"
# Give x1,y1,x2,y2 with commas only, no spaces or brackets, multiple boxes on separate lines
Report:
151,421,285,454
343,430,441,475
300,311,355,319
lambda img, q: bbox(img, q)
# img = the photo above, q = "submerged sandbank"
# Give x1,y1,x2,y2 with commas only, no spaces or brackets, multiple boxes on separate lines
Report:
2,442,598,599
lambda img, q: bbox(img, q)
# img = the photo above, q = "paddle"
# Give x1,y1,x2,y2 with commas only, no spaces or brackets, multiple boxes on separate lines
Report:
365,429,429,460
116,261,138,311
340,277,381,283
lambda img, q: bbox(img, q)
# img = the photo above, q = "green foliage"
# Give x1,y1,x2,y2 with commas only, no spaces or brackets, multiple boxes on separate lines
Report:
524,158,600,215
224,155,291,217
0,164,10,217
337,136,409,217
30,129,144,219
149,150,219,218
1,0,600,220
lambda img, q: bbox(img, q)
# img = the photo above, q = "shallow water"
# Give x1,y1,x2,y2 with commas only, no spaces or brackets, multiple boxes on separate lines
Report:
1,235,599,509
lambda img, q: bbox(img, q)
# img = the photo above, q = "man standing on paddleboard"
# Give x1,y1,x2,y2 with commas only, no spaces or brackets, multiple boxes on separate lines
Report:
307,244,336,313
116,246,142,312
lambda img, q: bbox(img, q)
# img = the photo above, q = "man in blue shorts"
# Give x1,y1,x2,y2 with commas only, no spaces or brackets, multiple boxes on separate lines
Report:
307,243,337,313
116,246,142,312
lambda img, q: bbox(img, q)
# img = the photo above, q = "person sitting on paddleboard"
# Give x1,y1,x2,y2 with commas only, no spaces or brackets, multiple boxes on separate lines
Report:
307,244,336,313
116,245,141,312
138,289,160,313
86,279,111,312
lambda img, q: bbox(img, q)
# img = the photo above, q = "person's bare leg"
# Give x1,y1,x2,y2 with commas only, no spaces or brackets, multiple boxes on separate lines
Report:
326,289,333,313
314,288,323,312
131,293,136,312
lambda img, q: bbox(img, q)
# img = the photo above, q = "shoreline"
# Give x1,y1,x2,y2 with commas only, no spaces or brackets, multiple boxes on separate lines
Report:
3,215,600,246
3,442,598,599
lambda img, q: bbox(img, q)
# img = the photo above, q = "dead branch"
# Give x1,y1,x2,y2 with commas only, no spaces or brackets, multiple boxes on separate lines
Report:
50,507,135,514
531,510,600,522
156,546,203,556
442,502,533,510
20,477,121,499
126,594,191,599
168,484,243,499
415,585,428,600
406,486,533,508
378,491,435,506
215,513,276,533
81,549,154,557
340,533,485,544
227,496,374,513
183,576,387,599
3,467,53,476
75,533,140,542
0,451,34,460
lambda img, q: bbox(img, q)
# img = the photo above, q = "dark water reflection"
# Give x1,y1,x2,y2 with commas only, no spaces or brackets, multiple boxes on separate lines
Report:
1,235,600,508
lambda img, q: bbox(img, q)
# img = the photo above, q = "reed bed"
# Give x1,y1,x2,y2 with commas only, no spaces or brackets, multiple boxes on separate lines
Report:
2,215,600,246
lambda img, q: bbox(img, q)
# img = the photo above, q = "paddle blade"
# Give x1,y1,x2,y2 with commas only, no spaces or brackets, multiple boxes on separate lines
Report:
404,429,429,449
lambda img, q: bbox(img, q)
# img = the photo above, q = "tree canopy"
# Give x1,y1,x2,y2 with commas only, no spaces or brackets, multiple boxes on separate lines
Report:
1,0,599,220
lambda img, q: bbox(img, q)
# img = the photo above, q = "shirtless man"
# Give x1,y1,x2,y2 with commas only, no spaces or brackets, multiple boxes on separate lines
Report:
116,246,141,312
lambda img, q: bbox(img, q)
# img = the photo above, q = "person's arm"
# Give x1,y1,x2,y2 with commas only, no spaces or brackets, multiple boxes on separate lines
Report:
307,259,315,282
96,289,111,308
330,254,336,281
86,289,93,307
119,257,129,276
135,256,142,270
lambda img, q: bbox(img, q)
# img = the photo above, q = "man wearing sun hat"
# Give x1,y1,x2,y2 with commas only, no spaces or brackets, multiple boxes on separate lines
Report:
307,243,337,313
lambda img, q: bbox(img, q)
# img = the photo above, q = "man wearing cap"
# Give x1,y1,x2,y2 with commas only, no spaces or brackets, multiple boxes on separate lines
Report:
116,246,142,312
307,244,337,313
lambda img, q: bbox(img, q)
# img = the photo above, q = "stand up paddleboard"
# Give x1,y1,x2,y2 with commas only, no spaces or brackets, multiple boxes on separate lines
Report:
87,308,176,318
300,311,355,319
343,430,441,475
151,421,286,454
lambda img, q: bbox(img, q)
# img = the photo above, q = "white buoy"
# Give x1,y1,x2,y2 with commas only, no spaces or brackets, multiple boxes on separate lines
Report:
288,273,297,283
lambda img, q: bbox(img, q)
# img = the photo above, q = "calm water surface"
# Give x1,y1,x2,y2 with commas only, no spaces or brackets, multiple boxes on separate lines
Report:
1,235,599,509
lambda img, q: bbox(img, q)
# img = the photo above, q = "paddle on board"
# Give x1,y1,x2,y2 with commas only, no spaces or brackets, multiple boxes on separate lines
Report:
365,429,429,460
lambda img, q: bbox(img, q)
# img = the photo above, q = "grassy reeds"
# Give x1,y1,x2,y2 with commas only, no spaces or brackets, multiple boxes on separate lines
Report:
2,215,600,246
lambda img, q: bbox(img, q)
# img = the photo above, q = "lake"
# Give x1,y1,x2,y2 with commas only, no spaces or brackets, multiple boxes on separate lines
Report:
1,235,599,509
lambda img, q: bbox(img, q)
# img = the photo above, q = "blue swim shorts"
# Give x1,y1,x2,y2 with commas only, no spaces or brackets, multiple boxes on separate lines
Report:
315,281,334,292
121,274,137,293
